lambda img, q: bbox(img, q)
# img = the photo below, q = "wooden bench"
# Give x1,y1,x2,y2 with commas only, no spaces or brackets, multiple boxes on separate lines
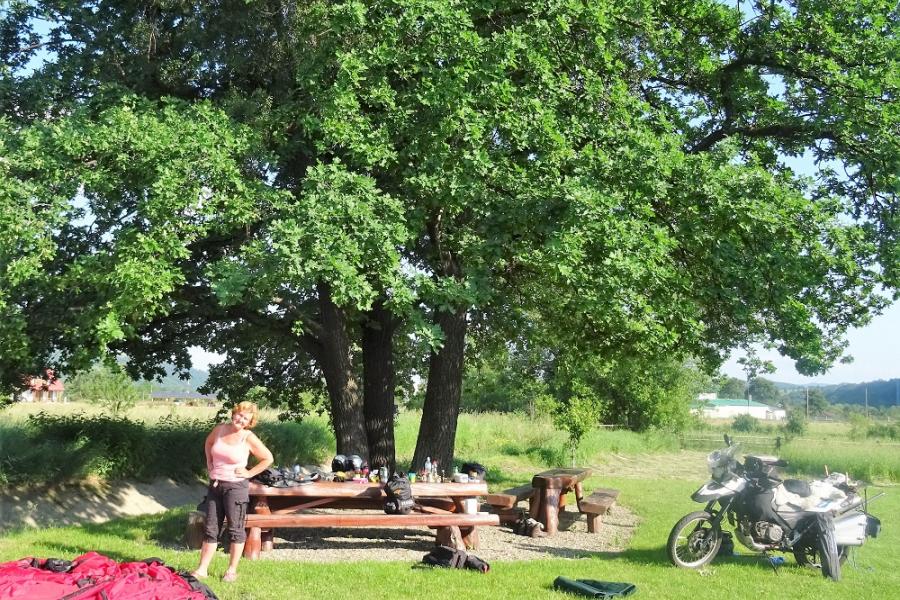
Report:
484,484,535,523
577,487,620,533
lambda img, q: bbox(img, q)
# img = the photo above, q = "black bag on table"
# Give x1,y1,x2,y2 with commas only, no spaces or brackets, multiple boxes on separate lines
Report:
460,462,486,479
383,473,415,514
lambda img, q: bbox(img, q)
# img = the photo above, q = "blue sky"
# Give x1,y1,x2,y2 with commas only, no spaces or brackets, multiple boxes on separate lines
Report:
722,301,900,385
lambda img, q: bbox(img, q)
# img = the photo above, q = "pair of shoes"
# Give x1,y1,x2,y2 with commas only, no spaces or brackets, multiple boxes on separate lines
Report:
526,518,547,538
512,516,545,537
221,571,237,583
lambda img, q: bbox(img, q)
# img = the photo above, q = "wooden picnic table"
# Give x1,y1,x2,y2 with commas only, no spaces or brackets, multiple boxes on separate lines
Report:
530,467,592,535
244,480,496,558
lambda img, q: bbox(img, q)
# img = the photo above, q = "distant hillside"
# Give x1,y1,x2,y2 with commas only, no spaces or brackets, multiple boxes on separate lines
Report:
779,379,900,407
143,366,208,393
822,379,900,407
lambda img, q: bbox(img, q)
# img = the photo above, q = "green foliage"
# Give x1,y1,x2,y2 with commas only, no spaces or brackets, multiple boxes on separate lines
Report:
1,0,899,470
718,377,747,399
731,413,761,433
549,355,706,434
460,345,552,416
782,411,808,437
0,408,334,486
66,365,146,415
749,377,782,406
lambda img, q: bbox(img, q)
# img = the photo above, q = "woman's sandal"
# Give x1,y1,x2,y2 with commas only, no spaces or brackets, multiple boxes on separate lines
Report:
189,571,208,580
221,571,238,583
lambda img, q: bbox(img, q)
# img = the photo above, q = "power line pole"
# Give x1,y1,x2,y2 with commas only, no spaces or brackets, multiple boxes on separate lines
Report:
865,386,869,420
806,387,809,420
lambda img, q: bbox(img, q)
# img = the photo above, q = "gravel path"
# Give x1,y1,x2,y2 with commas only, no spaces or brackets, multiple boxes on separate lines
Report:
264,504,639,563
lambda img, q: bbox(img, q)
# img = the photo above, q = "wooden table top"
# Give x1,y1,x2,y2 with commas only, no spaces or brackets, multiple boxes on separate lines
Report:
248,480,488,498
531,467,592,489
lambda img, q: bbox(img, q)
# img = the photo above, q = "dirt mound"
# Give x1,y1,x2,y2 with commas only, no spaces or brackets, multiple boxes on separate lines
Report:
0,478,205,531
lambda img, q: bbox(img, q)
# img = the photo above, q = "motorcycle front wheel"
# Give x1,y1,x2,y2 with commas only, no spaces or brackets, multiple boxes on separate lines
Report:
667,511,722,569
793,543,849,569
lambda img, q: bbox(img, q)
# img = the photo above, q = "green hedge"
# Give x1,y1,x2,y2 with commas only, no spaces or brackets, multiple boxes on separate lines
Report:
0,411,334,486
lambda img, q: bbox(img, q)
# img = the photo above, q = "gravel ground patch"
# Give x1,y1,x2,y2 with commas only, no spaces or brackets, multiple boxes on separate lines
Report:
265,504,639,563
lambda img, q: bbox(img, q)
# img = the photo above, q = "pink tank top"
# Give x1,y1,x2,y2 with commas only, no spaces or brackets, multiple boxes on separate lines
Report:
209,428,251,482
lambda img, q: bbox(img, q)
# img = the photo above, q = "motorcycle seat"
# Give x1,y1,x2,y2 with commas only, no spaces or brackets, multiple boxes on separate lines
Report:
783,479,812,497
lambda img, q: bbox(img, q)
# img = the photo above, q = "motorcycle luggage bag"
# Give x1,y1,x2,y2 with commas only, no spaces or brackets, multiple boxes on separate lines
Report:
833,512,869,546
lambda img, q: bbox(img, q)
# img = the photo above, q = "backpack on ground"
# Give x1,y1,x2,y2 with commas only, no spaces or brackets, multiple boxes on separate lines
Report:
422,545,467,569
420,546,490,573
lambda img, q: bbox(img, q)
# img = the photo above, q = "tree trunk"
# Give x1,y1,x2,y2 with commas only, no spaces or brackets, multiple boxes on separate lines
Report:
412,306,468,474
362,299,396,472
318,282,368,457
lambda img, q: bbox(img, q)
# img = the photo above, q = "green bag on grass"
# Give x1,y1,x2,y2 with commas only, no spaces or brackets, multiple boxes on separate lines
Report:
553,577,636,598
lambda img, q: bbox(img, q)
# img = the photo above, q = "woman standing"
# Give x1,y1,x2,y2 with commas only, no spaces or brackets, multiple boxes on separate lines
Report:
192,401,273,583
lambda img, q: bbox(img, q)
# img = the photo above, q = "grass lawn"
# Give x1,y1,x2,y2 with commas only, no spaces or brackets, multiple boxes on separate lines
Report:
1,473,895,600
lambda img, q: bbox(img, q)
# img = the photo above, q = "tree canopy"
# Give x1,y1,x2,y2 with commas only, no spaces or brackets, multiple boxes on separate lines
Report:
1,0,898,466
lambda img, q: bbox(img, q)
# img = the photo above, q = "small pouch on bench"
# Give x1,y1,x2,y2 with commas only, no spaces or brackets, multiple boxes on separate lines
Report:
553,577,636,598
422,545,467,569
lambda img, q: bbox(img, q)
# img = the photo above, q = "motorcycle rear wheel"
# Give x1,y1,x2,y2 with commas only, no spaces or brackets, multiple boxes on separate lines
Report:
667,511,722,569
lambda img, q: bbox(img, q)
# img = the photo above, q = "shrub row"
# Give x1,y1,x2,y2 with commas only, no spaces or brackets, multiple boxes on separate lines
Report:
0,411,334,486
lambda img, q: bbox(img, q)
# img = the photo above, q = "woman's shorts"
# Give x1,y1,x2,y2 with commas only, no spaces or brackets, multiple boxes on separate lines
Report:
203,479,250,544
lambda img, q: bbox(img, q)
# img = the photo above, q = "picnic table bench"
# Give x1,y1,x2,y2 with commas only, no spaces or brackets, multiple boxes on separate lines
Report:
484,468,619,535
243,480,498,559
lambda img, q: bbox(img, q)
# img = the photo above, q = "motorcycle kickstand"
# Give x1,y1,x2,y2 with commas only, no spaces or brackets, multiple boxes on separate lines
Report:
762,551,782,575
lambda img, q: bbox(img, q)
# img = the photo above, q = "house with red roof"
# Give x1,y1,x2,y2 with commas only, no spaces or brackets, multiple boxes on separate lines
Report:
20,369,66,402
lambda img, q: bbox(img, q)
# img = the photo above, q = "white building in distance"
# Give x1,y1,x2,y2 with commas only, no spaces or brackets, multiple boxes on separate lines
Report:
693,398,787,421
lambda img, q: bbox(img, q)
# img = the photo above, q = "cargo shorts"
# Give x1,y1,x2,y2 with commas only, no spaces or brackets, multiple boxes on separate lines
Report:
203,479,250,544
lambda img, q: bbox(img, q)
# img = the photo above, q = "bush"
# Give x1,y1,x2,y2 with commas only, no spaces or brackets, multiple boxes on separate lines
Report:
867,422,900,441
0,409,336,486
782,412,807,437
732,414,760,433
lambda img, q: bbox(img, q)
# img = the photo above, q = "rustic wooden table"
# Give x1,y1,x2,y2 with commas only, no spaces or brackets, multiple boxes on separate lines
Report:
530,467,592,535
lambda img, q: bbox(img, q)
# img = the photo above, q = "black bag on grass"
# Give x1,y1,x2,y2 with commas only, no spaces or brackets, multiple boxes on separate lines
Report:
422,545,467,569
421,546,490,573
553,577,635,598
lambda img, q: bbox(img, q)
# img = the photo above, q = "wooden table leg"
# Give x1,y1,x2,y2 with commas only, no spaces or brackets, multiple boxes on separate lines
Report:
542,489,561,535
529,491,543,521
244,527,262,560
247,497,272,557
460,526,480,550
436,525,465,551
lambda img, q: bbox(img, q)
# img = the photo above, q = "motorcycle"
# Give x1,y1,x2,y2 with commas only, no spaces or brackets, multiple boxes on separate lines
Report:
667,435,882,580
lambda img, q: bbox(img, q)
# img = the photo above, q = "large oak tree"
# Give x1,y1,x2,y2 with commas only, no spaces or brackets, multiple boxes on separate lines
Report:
2,1,897,469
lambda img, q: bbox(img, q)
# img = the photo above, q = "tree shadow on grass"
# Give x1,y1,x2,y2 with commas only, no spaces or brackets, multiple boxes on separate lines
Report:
76,506,191,549
615,545,789,574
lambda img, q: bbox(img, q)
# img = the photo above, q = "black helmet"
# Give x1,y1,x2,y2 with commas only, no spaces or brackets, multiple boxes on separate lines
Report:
347,454,363,472
331,454,347,472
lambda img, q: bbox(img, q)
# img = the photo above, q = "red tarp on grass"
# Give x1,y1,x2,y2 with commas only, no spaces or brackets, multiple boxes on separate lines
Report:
0,552,216,600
